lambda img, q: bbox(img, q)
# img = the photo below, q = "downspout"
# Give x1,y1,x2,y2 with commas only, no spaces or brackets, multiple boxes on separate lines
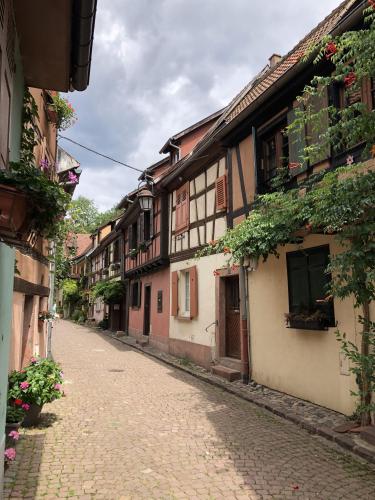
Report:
239,257,250,384
47,241,56,359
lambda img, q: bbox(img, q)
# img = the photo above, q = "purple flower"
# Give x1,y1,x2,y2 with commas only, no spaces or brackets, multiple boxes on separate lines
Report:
22,403,30,411
59,371,64,379
40,158,49,171
8,431,20,441
20,381,30,390
4,448,16,461
68,171,78,184
54,383,62,391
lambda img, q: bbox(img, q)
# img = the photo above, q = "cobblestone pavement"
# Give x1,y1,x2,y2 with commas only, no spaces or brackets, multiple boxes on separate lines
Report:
4,321,375,499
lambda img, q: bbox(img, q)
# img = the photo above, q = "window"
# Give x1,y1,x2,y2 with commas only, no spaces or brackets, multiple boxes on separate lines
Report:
128,221,138,251
157,290,163,313
171,266,198,319
175,183,189,234
131,281,141,309
143,211,151,241
260,120,288,186
113,239,120,263
286,246,335,328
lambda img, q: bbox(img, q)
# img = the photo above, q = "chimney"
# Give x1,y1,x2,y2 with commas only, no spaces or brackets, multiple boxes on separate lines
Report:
269,53,282,68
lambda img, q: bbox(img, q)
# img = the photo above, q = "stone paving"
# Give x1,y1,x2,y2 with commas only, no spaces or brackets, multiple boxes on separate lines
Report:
4,320,375,499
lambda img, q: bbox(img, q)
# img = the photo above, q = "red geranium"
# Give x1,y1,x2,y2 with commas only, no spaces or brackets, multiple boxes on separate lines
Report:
14,399,23,406
344,72,356,87
289,162,301,170
369,0,375,9
325,41,337,59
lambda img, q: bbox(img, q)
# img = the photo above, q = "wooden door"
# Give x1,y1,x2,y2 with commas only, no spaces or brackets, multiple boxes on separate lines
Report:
21,295,34,367
109,303,121,332
143,285,151,336
225,276,241,359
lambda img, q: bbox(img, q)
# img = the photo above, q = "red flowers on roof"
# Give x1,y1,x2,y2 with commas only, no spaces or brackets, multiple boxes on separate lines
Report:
344,72,356,87
288,162,301,170
369,0,375,9
325,41,337,59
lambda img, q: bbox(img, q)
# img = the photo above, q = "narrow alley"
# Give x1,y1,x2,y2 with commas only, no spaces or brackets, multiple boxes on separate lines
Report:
4,321,375,499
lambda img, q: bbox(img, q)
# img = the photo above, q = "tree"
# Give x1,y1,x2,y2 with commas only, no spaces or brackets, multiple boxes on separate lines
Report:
67,196,99,234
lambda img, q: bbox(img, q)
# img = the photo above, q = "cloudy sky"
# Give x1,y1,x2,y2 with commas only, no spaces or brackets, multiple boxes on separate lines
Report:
64,0,341,211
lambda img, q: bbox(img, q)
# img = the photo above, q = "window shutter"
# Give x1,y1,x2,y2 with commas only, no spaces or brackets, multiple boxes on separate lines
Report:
139,213,145,244
127,225,133,251
175,183,189,233
287,105,306,173
306,87,330,165
215,174,227,211
287,253,309,313
171,271,178,316
149,204,154,239
189,266,198,318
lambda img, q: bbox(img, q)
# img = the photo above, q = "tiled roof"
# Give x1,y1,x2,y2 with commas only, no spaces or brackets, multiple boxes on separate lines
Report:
224,0,358,124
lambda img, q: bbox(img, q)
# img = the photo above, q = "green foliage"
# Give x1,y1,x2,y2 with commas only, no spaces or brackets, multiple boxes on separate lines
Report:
52,94,77,131
98,318,109,330
71,310,82,322
62,279,80,304
8,358,64,406
20,87,38,165
0,161,70,238
92,280,126,305
6,405,25,424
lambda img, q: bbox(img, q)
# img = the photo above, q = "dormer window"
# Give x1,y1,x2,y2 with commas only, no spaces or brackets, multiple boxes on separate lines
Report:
171,148,180,165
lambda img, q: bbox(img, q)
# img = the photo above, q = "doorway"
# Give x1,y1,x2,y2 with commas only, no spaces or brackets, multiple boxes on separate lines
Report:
225,276,241,359
143,284,151,336
21,295,34,367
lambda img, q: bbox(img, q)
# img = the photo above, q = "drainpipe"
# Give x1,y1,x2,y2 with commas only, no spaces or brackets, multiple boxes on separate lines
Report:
47,242,56,359
0,242,15,489
239,257,250,384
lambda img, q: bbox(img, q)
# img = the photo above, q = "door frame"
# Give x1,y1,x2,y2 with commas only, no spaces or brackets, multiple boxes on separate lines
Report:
215,266,241,360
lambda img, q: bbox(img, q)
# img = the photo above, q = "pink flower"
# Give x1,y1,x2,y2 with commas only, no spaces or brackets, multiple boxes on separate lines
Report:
20,381,30,390
59,371,64,379
54,383,62,391
22,403,30,411
4,448,16,461
30,357,37,364
68,171,78,184
325,41,337,60
8,431,20,441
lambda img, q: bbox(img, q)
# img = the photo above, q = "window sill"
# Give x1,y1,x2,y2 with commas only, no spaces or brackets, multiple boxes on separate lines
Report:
176,315,192,321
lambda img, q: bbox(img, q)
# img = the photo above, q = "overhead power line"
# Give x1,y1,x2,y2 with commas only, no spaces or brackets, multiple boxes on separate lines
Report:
58,134,144,173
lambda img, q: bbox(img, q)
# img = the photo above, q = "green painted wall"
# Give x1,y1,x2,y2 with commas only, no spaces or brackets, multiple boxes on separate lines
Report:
9,37,24,162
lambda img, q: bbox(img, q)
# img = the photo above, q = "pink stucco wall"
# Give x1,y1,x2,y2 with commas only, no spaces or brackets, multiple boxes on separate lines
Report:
128,267,170,350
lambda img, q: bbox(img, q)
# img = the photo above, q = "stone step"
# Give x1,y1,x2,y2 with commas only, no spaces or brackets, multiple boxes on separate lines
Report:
219,357,242,372
212,365,241,382
136,336,149,347
360,426,375,446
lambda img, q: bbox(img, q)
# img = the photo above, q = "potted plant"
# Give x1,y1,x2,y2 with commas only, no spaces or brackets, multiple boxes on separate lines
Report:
5,404,26,435
285,310,329,330
8,357,64,427
52,95,77,130
0,161,70,244
139,241,151,253
102,268,109,276
129,248,138,260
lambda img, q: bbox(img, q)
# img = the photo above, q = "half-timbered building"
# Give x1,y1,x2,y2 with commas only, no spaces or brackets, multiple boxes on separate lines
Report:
163,0,374,415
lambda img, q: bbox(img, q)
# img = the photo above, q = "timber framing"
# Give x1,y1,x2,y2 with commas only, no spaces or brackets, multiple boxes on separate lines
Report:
14,277,49,297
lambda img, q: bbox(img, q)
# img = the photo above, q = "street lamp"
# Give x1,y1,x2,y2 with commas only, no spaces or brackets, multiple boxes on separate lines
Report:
137,187,154,211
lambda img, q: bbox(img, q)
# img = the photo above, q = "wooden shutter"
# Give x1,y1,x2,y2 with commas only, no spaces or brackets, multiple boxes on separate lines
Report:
149,204,154,239
127,224,133,251
189,266,198,319
175,183,189,234
139,213,145,244
305,87,330,165
171,271,178,316
287,105,306,173
215,174,227,211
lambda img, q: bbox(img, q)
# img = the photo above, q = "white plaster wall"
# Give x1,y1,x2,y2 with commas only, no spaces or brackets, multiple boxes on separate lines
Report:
249,234,359,415
169,253,229,348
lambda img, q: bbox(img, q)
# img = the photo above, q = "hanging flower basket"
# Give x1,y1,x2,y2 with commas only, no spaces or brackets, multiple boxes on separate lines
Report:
0,184,34,243
46,103,58,124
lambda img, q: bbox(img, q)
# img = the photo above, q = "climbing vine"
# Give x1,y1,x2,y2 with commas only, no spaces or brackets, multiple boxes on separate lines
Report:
199,3,375,424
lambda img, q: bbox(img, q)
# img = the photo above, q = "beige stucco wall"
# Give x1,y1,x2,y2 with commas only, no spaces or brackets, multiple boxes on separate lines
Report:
248,234,360,416
169,253,229,352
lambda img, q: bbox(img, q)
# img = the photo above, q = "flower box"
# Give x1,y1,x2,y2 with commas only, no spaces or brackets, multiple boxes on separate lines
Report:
288,318,328,331
0,184,33,243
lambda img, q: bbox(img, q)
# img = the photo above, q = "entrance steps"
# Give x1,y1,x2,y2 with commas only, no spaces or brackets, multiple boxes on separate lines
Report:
212,358,241,382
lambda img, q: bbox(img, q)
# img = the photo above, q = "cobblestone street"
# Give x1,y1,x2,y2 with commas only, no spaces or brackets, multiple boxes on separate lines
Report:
4,320,375,499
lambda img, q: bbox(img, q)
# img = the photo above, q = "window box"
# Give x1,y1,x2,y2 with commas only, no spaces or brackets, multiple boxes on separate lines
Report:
286,316,328,331
139,241,151,253
0,184,33,244
129,248,138,260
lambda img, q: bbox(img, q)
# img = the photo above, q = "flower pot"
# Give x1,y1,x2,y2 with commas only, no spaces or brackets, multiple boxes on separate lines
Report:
0,184,32,243
5,421,22,435
22,404,43,427
288,318,327,331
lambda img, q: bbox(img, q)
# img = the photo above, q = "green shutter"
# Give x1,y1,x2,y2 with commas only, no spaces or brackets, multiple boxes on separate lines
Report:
287,105,307,175
306,87,330,165
287,253,309,313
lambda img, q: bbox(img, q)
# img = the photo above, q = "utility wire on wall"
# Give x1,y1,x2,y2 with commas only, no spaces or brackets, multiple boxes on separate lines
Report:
58,135,144,174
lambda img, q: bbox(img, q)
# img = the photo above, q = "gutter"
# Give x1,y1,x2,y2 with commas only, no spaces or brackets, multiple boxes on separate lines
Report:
71,0,98,91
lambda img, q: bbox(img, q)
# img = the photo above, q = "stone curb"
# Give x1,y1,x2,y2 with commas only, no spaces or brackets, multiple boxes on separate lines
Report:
93,326,375,466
